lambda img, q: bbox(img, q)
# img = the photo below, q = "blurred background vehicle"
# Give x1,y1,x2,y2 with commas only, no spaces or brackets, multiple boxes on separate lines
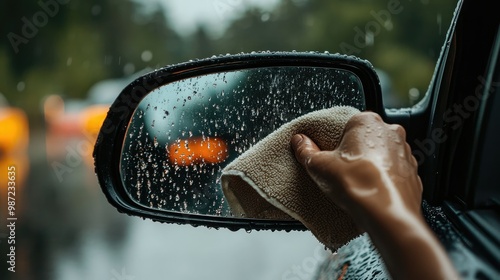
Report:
0,0,457,279
43,69,147,170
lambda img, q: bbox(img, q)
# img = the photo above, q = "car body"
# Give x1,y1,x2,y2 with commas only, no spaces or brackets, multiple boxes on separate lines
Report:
317,0,500,278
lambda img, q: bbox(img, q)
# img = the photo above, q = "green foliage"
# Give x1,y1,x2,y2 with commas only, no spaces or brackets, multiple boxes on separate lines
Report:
1,0,182,114
214,0,457,106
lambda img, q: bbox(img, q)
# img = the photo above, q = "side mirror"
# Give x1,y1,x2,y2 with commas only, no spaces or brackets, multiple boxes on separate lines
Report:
94,52,384,231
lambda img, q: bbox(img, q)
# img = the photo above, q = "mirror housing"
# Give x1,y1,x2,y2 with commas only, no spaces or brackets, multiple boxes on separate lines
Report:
94,52,384,231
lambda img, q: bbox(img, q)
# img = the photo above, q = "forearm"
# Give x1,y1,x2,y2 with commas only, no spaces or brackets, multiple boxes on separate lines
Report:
364,208,460,280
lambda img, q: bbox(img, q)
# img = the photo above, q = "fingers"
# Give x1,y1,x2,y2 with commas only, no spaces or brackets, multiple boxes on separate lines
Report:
291,134,321,167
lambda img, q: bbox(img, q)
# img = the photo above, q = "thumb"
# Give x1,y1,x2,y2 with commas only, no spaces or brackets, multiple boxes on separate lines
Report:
291,134,321,168
291,134,344,198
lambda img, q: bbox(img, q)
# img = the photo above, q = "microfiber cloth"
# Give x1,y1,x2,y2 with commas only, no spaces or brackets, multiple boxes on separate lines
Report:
221,106,363,250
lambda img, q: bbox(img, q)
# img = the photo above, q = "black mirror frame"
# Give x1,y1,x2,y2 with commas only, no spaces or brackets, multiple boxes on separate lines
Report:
93,51,384,232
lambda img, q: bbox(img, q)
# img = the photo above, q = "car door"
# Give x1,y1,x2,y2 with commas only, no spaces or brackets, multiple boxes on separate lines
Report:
314,1,500,279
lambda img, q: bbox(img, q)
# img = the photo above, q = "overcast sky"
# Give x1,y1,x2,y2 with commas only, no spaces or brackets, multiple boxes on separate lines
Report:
139,0,281,36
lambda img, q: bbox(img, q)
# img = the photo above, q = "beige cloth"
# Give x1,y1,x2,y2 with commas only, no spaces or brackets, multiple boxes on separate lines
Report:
221,106,363,250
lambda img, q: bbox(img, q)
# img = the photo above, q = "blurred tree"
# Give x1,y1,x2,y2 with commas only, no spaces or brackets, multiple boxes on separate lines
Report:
212,0,457,106
185,26,215,59
1,0,458,114
0,0,183,115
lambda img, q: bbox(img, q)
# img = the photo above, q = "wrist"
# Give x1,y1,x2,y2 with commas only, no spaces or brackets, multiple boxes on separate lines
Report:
338,160,422,230
336,160,396,223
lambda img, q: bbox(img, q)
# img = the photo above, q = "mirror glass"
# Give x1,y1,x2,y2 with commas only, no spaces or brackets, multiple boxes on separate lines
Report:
120,66,365,218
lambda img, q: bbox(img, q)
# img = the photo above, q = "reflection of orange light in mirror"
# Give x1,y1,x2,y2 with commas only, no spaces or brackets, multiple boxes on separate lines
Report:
168,137,228,166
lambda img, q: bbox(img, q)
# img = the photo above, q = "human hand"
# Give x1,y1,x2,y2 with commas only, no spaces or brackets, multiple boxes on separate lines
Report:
291,112,422,226
291,112,459,280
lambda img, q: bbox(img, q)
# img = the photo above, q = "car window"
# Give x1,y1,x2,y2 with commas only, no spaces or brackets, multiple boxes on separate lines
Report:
469,44,500,207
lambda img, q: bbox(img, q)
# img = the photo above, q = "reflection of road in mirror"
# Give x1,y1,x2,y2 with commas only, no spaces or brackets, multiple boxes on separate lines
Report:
120,66,365,217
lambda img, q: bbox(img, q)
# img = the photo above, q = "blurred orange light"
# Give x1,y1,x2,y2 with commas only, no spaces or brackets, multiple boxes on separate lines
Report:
80,105,109,167
0,108,29,154
0,108,29,194
168,137,228,166
80,105,109,139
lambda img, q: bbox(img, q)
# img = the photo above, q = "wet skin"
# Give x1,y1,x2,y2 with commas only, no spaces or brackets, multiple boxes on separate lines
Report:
291,112,459,280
